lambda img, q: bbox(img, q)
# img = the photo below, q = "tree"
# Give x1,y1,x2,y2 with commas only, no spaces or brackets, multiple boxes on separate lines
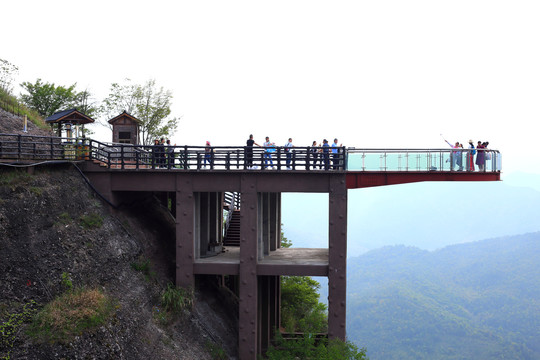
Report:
100,79,179,145
19,79,99,119
266,335,369,360
271,228,369,358
281,276,328,333
0,58,19,94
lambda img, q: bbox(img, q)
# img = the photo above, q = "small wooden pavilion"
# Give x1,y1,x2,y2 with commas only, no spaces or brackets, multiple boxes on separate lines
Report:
45,108,95,138
108,111,140,144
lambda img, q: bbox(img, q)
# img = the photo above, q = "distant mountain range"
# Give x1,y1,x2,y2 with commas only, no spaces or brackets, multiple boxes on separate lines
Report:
282,171,540,255
345,232,540,359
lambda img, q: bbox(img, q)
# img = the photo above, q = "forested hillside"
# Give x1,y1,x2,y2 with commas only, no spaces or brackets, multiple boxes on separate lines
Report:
347,232,540,360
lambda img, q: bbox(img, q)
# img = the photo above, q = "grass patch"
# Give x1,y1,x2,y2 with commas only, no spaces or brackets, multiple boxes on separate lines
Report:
79,213,103,229
57,212,72,226
161,283,193,315
205,340,227,360
0,169,32,186
153,283,194,326
28,288,114,344
0,87,45,129
61,272,73,292
29,186,43,196
131,256,156,282
0,301,38,360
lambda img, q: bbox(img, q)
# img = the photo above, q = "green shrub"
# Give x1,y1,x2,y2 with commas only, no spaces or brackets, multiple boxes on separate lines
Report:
161,283,193,315
205,340,227,360
266,333,369,360
131,257,156,282
28,288,113,343
57,212,71,225
0,301,37,360
79,213,103,229
61,272,73,292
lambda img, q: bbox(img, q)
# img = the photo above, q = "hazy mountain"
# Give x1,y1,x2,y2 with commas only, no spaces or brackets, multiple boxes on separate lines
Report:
346,232,540,360
282,172,540,256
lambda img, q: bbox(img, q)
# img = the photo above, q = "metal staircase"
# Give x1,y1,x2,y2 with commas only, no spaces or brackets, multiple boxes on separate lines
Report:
223,192,241,247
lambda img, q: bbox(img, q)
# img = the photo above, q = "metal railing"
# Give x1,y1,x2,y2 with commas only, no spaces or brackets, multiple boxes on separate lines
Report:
346,148,501,172
0,134,501,173
85,139,348,171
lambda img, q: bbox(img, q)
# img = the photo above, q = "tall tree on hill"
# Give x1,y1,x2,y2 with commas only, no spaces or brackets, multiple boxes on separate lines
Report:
19,79,99,118
100,79,179,145
0,58,19,94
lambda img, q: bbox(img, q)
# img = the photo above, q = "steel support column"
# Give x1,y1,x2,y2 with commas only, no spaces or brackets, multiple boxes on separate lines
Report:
176,180,195,288
328,175,347,340
269,193,279,251
239,176,258,359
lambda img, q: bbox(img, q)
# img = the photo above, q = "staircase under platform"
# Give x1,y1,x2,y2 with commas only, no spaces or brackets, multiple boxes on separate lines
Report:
223,209,241,246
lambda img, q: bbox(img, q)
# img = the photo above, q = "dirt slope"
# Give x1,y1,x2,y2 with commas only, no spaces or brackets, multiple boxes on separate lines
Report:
0,110,238,359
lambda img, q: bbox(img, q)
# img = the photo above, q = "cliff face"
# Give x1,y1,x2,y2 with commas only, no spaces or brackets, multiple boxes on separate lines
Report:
0,111,237,359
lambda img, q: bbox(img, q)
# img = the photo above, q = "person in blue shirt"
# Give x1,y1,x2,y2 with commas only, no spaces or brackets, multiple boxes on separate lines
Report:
284,138,294,169
263,136,275,169
331,138,342,170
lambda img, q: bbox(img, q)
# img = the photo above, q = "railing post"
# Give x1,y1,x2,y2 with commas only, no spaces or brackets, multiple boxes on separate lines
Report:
306,147,311,170
292,150,296,170
277,148,282,170
121,145,125,169
17,134,21,160
226,152,231,170
136,147,140,170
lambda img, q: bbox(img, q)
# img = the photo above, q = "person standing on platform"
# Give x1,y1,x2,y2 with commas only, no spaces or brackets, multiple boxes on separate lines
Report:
204,141,213,168
263,137,275,169
467,139,476,171
331,138,342,170
245,134,260,169
322,139,330,170
476,141,486,171
166,139,175,169
310,140,320,170
284,138,294,169
159,138,166,168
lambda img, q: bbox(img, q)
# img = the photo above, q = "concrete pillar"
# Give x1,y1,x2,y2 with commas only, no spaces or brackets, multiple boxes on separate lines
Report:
239,176,258,359
176,180,195,289
327,175,347,340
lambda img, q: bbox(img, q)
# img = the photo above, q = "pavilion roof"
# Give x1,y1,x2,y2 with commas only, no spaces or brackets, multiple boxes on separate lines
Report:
45,108,95,125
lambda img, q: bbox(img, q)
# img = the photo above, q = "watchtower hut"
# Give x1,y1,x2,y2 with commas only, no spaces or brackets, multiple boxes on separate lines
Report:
108,111,140,144
45,108,95,139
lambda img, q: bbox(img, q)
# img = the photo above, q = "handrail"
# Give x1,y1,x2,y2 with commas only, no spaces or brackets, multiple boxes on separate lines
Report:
0,133,501,173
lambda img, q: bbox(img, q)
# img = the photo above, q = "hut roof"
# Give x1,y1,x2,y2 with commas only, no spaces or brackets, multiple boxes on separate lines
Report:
45,109,95,124
108,110,141,124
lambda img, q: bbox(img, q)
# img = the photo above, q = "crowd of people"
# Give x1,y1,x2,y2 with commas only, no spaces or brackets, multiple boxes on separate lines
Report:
151,137,176,169
149,135,492,172
245,135,343,170
444,139,491,171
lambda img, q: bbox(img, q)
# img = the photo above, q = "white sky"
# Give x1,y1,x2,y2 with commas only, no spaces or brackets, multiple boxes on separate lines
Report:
2,0,539,174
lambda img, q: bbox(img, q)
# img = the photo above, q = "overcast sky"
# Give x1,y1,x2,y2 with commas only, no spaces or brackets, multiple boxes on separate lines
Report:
2,0,539,175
